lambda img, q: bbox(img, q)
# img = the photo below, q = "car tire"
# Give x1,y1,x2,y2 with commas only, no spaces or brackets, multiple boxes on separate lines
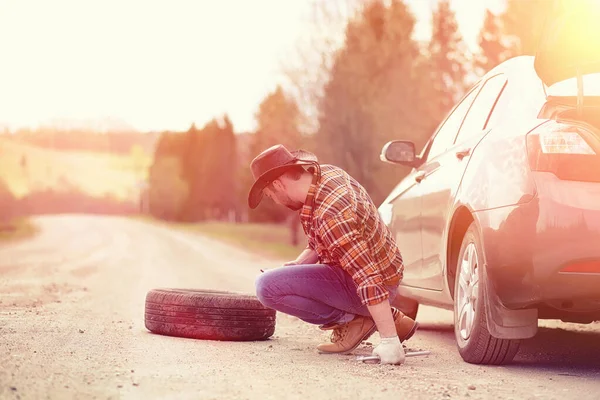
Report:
144,288,276,341
453,223,520,365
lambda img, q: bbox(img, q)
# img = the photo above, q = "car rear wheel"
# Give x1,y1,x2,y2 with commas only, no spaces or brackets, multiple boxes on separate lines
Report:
454,222,520,365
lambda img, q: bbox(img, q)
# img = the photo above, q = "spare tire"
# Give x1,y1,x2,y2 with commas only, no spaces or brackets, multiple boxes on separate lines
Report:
144,288,276,341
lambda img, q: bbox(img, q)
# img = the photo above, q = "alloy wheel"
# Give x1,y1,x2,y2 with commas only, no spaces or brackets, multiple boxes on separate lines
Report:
457,242,479,341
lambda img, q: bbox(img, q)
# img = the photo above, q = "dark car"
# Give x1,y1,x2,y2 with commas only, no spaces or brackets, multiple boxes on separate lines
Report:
378,1,600,365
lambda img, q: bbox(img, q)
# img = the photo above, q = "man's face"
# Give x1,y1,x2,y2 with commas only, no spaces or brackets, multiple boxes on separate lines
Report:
264,180,304,211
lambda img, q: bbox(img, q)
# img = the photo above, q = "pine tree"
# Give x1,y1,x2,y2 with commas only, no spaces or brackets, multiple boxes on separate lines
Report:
474,9,514,77
148,130,189,220
248,86,303,223
180,122,210,221
211,115,237,220
316,0,432,204
500,0,549,56
428,0,469,119
251,85,302,157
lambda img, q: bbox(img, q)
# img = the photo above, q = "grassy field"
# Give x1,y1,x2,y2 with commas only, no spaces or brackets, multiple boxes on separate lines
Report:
0,218,38,243
172,221,308,261
0,137,152,200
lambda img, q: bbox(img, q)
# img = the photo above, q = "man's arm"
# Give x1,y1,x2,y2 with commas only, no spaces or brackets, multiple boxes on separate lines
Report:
317,209,404,364
366,299,397,337
284,246,319,266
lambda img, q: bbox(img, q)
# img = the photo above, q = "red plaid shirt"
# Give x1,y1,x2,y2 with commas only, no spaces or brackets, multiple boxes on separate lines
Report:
299,164,404,306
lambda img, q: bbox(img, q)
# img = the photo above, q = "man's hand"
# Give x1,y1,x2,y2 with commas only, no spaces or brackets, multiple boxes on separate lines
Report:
263,256,304,271
282,248,319,266
372,336,405,365
296,248,319,264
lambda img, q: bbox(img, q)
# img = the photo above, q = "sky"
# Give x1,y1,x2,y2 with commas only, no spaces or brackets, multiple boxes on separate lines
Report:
0,0,505,133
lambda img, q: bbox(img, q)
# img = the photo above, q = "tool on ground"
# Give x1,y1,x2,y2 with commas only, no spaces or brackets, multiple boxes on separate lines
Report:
356,350,431,363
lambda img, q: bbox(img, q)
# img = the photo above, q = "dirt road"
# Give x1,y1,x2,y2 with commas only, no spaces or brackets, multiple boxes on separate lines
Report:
1,215,599,400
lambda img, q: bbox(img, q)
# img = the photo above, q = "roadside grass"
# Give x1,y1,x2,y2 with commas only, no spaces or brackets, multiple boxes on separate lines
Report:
144,218,307,260
0,218,39,243
178,222,307,260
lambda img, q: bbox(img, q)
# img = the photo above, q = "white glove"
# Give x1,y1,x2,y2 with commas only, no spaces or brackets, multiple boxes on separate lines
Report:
372,335,405,365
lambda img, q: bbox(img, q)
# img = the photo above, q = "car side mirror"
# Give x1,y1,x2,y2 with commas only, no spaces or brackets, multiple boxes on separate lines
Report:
380,140,420,168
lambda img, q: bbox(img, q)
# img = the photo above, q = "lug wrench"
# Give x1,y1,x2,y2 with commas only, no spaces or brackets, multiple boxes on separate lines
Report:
356,350,431,363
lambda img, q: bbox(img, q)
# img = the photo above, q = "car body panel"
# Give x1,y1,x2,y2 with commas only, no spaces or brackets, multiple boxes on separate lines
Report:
478,172,600,309
457,126,539,212
386,169,423,287
381,55,600,325
419,133,488,290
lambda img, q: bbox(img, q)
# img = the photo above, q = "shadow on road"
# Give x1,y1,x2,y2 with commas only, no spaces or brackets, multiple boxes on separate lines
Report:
419,321,600,373
514,326,600,372
411,322,456,348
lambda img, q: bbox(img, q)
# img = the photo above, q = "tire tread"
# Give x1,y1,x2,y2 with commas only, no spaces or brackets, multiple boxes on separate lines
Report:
455,224,521,365
144,288,276,342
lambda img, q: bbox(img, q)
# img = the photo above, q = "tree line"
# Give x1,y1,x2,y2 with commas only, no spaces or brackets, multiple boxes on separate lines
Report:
147,87,304,223
0,0,550,227
147,0,549,223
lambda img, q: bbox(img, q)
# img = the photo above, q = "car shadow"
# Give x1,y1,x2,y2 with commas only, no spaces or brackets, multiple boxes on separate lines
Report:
417,321,600,373
513,326,600,371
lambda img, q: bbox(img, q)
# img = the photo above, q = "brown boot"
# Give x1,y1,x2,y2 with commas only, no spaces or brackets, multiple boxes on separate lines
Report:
394,312,418,342
317,316,376,354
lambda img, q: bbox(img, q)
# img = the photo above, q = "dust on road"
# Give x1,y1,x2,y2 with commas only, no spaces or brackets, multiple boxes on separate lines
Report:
1,215,599,400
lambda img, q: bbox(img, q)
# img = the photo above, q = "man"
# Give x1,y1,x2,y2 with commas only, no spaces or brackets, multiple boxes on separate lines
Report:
249,144,417,365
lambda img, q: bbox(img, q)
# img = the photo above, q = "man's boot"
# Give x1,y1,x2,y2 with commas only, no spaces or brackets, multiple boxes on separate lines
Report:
394,312,418,342
317,315,376,354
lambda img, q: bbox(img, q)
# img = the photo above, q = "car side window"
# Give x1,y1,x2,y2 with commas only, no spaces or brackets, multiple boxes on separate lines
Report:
453,74,508,144
424,85,480,161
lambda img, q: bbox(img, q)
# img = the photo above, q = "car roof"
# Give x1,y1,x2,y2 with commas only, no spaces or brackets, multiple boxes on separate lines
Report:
482,56,540,87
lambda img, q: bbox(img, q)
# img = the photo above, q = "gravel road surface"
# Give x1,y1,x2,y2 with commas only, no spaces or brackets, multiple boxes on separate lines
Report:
1,215,599,400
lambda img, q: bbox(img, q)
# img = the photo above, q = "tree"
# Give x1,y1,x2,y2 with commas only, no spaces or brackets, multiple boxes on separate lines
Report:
180,122,211,221
153,130,188,160
500,0,549,56
148,130,189,220
428,0,469,118
148,156,188,221
474,9,515,77
281,0,363,134
248,86,304,223
179,118,238,221
315,0,433,204
209,115,237,220
251,86,303,156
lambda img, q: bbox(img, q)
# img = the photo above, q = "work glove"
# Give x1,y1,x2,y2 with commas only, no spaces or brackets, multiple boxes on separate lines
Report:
372,335,405,365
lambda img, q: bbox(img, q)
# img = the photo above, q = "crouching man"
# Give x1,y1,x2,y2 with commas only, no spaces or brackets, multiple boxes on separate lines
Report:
249,144,418,365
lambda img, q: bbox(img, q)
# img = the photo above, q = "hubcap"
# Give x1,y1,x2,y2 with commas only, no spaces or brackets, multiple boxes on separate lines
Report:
457,242,479,341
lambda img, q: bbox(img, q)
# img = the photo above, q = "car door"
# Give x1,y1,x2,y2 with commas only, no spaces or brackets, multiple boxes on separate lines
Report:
419,74,509,290
387,168,424,286
388,86,481,288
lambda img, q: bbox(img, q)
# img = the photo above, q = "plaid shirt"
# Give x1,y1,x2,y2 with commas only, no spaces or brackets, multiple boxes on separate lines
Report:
299,164,404,306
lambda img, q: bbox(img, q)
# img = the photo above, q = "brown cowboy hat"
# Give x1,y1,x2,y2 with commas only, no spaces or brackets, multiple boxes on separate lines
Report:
248,144,318,209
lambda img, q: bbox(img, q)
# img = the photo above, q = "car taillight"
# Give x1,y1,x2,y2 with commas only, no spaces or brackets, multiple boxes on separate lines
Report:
560,260,600,274
526,122,600,182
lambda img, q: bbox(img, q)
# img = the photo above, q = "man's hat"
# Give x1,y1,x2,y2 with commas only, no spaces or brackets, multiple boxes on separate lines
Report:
248,144,318,209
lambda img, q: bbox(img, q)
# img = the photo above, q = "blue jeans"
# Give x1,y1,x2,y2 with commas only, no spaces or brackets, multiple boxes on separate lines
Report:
255,264,398,326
